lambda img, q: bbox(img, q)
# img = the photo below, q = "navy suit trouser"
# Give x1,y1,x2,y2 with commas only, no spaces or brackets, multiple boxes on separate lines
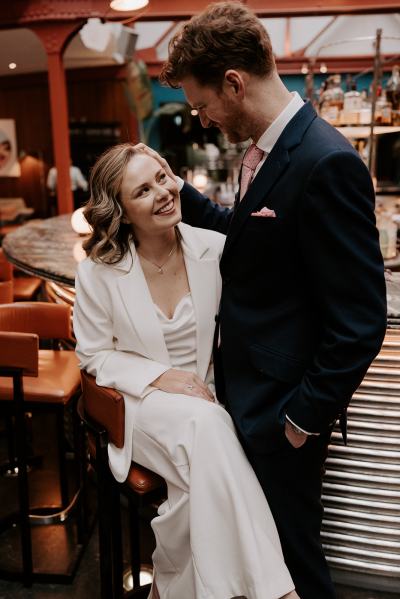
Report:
245,427,337,599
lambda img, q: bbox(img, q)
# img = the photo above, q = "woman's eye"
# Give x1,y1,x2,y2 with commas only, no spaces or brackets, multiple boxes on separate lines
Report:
159,173,167,183
138,186,149,196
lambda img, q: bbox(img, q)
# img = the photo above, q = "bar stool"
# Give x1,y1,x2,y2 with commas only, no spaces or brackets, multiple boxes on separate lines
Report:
0,249,41,301
79,370,166,599
0,302,83,586
0,280,13,304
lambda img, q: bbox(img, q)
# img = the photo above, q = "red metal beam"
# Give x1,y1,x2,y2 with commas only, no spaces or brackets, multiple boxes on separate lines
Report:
0,0,399,29
141,54,398,78
135,0,400,20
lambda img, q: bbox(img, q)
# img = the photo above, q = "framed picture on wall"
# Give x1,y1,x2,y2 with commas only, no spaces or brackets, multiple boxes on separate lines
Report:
0,119,20,177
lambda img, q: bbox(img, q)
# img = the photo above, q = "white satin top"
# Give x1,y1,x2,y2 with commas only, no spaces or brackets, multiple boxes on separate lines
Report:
154,293,197,373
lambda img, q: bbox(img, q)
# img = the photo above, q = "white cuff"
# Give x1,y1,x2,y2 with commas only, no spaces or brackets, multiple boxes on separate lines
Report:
285,415,320,436
176,176,185,191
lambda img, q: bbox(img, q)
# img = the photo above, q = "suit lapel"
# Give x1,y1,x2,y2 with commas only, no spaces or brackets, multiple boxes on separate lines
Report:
115,225,219,379
116,249,171,365
179,224,219,381
222,101,317,262
184,252,217,381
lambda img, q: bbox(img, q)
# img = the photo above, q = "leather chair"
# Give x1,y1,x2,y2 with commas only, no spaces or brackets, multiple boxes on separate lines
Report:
0,280,13,304
79,370,166,599
0,302,82,586
0,249,42,301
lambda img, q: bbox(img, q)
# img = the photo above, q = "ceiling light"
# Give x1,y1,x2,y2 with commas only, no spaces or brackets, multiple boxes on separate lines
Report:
301,64,308,75
110,0,149,11
71,207,92,235
191,109,198,116
320,63,328,74
8,62,17,70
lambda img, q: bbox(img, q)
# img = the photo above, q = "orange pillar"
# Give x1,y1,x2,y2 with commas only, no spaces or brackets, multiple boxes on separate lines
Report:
32,23,82,215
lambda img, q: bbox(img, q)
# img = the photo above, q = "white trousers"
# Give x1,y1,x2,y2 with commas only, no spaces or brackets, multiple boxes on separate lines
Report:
131,390,294,599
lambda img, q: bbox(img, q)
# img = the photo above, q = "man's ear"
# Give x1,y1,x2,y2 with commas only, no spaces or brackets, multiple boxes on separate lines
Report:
224,69,246,98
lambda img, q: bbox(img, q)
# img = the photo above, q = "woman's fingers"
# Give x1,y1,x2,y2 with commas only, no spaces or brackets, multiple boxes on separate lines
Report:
184,376,215,402
194,374,215,400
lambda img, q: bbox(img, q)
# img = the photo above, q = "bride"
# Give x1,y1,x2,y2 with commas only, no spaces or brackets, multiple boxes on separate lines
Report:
73,143,298,599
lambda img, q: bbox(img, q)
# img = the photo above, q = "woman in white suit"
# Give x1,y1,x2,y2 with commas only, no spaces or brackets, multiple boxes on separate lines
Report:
73,143,298,599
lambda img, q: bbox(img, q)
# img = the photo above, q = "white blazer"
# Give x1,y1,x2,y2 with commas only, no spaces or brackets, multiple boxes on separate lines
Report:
74,222,225,481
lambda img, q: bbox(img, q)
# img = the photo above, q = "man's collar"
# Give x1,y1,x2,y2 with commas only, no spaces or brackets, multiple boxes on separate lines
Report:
255,91,304,155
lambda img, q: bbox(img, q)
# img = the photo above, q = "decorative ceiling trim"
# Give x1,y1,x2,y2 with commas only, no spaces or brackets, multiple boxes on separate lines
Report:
137,52,399,77
1,0,399,28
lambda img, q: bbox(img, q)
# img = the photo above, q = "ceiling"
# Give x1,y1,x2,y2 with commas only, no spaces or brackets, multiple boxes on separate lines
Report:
0,13,399,77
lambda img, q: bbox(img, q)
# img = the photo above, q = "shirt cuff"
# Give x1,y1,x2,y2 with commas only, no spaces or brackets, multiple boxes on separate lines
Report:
176,176,185,191
285,415,320,436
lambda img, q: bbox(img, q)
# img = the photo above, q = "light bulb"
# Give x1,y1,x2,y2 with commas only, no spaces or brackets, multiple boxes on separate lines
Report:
110,0,149,11
71,207,92,235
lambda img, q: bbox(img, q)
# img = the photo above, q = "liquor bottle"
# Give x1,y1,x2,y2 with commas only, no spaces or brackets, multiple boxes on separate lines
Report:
386,65,400,125
375,87,392,125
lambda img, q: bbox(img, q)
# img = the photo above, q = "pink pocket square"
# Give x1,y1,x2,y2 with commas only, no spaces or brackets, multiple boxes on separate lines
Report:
251,207,276,218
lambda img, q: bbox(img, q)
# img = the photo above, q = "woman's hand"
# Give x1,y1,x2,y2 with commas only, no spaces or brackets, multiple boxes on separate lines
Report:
151,369,215,402
134,144,177,182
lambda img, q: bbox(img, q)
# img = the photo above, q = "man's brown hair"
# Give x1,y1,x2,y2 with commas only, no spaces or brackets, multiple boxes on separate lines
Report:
160,1,275,89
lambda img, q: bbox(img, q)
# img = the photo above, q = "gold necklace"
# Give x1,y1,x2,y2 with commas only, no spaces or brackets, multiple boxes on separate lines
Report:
138,240,177,274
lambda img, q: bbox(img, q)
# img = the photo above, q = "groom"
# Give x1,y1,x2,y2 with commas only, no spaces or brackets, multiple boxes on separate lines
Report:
143,2,387,597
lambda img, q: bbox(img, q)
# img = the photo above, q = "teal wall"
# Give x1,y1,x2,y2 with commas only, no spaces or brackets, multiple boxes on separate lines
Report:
148,72,384,149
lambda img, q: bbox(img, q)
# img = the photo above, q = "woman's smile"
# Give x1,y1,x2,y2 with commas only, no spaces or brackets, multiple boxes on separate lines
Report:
154,198,175,216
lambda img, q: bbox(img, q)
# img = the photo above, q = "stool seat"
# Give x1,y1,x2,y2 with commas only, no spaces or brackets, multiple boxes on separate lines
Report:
127,464,164,495
0,280,13,304
0,350,80,403
13,277,42,301
87,433,164,495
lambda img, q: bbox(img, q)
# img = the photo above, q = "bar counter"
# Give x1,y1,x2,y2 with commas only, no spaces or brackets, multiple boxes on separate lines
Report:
3,215,400,593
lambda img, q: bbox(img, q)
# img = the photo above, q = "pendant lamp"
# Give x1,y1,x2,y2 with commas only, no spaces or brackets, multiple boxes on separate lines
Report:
110,0,149,11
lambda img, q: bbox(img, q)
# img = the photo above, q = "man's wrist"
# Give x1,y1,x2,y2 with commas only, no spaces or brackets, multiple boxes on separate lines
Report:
285,415,320,436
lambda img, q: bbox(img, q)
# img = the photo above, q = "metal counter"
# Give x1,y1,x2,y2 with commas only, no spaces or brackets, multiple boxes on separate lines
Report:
322,327,400,593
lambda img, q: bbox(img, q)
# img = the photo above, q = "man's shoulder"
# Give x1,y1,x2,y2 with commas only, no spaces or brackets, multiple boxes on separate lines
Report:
307,116,356,153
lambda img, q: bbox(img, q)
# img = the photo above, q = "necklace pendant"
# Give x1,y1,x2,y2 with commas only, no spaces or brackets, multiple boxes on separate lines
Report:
158,267,164,274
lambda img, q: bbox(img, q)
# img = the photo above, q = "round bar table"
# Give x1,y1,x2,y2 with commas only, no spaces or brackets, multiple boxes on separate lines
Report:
3,215,400,593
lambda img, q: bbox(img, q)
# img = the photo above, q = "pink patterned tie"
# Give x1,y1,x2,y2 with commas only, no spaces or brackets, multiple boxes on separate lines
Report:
239,143,264,200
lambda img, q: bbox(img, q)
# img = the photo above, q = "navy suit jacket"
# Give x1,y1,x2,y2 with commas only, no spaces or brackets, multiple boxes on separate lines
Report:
180,102,387,454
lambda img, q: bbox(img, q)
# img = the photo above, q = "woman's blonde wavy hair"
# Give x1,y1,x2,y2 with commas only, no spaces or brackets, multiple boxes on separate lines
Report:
83,143,138,264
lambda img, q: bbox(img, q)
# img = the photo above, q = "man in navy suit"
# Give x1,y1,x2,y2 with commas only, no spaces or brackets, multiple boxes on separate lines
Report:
141,2,387,597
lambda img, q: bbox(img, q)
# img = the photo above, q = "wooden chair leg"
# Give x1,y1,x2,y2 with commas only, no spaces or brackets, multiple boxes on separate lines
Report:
128,495,141,590
111,481,123,599
96,435,117,599
14,376,33,587
56,408,69,508
72,407,85,544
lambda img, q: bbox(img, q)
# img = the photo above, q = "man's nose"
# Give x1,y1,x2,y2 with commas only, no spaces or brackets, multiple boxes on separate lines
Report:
199,112,212,128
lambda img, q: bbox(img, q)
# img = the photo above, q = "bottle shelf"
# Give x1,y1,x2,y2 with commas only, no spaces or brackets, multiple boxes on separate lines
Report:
335,126,400,139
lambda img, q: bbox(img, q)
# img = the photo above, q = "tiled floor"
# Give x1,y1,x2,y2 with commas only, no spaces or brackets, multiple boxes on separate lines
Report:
0,415,397,599
0,518,396,599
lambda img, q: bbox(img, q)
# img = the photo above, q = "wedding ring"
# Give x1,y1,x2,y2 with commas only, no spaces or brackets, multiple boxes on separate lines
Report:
186,384,194,390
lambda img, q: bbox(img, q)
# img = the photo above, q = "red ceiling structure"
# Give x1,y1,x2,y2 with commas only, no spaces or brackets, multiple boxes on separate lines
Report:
0,1,398,214
1,1,399,28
